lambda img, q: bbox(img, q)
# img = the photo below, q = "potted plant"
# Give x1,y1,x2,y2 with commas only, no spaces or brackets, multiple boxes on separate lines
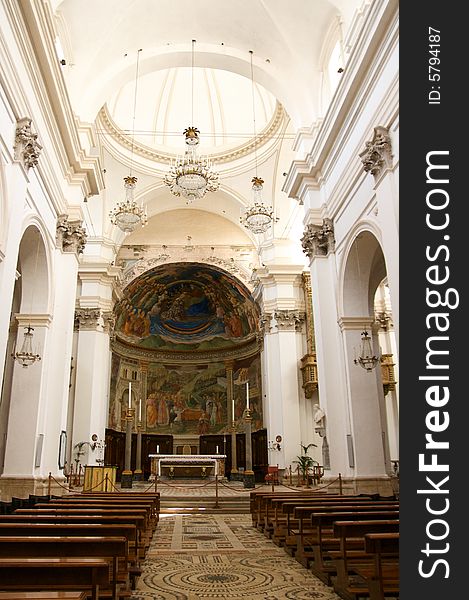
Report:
293,442,318,486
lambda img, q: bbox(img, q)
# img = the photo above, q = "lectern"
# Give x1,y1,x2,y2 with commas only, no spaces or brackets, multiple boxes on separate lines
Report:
83,465,117,492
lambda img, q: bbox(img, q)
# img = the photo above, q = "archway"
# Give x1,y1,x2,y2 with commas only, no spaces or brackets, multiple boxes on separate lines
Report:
341,230,397,480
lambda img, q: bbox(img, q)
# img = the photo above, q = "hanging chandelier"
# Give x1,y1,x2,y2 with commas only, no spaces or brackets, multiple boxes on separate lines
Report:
109,175,147,233
164,126,219,203
240,176,277,234
354,330,380,372
164,40,219,203
13,325,41,368
109,49,148,233
240,50,277,234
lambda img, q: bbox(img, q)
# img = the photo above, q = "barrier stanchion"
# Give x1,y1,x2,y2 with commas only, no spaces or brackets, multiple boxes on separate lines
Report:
339,472,343,495
105,473,109,492
215,475,219,508
155,473,158,493
48,472,52,496
289,465,293,486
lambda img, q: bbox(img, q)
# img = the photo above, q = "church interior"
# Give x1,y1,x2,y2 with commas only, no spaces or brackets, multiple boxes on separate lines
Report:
0,0,399,597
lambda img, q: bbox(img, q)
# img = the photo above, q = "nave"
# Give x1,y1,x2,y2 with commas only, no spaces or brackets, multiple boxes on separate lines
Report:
135,511,342,600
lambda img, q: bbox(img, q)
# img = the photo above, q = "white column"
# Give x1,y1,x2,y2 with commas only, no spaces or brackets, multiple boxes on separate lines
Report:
72,309,111,466
255,266,308,472
309,255,350,476
339,318,388,476
40,247,80,480
2,315,51,477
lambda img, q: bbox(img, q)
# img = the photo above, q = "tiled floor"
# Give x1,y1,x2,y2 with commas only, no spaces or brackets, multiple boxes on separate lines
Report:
133,513,343,600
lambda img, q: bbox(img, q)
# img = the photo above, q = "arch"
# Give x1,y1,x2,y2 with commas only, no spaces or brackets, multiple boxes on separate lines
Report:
17,224,50,316
340,226,386,318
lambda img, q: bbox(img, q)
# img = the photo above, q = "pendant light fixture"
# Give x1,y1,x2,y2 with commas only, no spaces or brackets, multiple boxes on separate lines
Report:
109,49,148,232
164,39,219,203
240,50,278,234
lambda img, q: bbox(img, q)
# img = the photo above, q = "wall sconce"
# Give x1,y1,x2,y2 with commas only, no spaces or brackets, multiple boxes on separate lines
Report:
268,435,282,451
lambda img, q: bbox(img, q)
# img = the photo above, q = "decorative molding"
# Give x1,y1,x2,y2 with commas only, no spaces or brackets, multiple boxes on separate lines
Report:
274,310,305,332
258,313,273,336
74,308,102,331
111,334,261,364
102,311,116,337
99,100,286,166
359,125,393,178
56,215,87,255
381,353,397,395
14,118,42,170
300,353,318,397
301,218,335,258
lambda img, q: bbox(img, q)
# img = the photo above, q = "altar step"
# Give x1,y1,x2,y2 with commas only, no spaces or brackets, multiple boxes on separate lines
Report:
160,495,250,514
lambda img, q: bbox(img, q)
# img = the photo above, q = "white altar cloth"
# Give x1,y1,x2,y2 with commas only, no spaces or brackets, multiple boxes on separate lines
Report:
149,454,226,476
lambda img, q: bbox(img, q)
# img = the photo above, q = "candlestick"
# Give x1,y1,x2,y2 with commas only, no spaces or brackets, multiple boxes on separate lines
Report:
246,381,249,410
138,398,142,421
232,396,235,422
216,445,219,454
128,381,132,408
157,444,160,453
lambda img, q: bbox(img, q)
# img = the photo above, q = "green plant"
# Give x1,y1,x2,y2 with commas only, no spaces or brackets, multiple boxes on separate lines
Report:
293,442,318,483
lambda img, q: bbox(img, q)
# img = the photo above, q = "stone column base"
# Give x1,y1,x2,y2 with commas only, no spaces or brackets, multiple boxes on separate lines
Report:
243,471,255,489
0,475,68,501
320,475,397,497
120,471,133,488
132,470,143,482
230,470,243,482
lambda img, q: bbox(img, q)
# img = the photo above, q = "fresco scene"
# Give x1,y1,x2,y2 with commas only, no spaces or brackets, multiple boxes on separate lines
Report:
108,357,263,434
114,263,260,351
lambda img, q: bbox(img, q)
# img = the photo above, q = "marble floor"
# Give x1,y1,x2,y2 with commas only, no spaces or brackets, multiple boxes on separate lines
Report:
133,512,343,600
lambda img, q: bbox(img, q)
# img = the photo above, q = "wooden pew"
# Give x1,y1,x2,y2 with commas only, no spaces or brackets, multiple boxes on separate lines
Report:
0,593,87,600
46,498,158,524
27,504,156,536
12,508,152,548
332,520,399,598
0,515,147,560
0,522,141,588
292,503,398,563
63,493,160,523
0,557,110,600
0,536,129,600
270,498,394,547
306,511,399,585
347,533,399,600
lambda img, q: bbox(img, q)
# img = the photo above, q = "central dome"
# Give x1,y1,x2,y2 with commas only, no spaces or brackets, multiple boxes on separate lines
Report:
107,67,277,155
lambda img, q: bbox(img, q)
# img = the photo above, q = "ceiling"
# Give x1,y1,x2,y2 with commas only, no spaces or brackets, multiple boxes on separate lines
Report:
51,0,365,251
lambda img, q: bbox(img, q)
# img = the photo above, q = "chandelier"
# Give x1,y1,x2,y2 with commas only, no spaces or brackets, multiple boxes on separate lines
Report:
13,325,41,368
109,175,147,233
164,40,219,203
240,50,277,234
164,126,219,203
354,330,380,372
109,49,148,232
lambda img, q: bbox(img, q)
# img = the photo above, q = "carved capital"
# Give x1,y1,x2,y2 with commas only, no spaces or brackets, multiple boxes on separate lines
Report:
56,215,87,255
74,308,102,331
360,126,393,178
259,312,273,336
102,311,116,337
301,218,335,259
14,117,42,170
274,310,305,332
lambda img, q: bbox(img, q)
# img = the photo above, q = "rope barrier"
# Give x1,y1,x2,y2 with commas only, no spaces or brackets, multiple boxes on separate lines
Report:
48,472,72,493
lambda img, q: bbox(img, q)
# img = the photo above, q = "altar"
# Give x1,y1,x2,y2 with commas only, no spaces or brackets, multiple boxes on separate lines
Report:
149,454,226,479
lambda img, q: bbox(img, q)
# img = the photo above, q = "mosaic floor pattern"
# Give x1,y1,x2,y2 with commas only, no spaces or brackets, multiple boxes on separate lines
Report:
133,514,342,600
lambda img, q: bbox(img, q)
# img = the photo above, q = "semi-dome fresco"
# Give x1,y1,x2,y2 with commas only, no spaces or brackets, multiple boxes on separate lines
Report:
115,263,260,351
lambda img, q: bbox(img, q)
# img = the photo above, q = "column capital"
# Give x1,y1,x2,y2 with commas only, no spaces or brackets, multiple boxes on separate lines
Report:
14,117,42,170
301,218,335,259
74,308,102,331
274,309,306,332
359,125,393,180
56,215,87,256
